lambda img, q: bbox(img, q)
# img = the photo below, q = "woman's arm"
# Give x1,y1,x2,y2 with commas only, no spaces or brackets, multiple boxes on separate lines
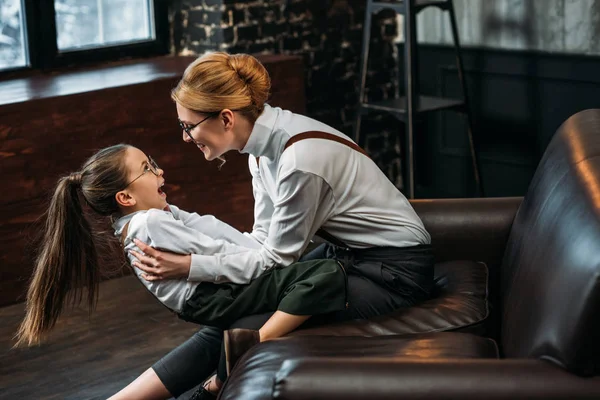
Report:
186,170,334,283
247,156,274,245
129,209,253,281
134,171,334,284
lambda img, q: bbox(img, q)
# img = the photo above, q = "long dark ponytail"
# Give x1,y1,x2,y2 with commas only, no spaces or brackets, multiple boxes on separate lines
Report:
15,144,131,346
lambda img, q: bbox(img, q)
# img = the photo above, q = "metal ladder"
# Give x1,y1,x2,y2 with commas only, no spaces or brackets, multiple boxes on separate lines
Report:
355,0,483,198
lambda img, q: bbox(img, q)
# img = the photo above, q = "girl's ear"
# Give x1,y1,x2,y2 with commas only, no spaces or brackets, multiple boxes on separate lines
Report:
115,190,136,207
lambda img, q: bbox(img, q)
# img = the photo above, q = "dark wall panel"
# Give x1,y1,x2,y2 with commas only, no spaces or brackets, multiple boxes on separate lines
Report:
406,45,600,198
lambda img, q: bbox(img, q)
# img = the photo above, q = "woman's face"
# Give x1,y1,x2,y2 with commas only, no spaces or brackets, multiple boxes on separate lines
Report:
176,103,238,161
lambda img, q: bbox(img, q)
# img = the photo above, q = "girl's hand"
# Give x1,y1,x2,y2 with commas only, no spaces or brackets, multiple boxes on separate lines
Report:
130,239,192,281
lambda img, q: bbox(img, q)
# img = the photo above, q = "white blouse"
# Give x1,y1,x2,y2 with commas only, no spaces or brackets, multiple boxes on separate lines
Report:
188,104,430,285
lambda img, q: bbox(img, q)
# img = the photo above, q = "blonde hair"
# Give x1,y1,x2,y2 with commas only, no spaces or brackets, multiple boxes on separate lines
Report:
171,52,271,123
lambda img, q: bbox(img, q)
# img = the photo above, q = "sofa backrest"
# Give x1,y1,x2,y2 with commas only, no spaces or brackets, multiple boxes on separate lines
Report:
501,109,600,376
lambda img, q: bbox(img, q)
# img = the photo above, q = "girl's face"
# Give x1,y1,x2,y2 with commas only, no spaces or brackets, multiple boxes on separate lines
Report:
121,147,168,212
176,103,239,161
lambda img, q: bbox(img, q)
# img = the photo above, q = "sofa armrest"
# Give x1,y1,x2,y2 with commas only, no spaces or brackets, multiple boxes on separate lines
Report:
274,358,600,400
410,197,522,267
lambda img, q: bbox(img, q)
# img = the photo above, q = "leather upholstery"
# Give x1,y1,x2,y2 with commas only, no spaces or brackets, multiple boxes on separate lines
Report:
274,358,600,400
411,197,522,340
501,109,600,376
412,197,522,268
220,333,498,400
289,260,488,337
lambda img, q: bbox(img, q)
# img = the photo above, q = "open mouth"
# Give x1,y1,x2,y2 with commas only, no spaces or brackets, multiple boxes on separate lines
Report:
158,182,166,197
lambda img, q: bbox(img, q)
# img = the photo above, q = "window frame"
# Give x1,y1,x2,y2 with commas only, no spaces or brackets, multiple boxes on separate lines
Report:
2,0,170,75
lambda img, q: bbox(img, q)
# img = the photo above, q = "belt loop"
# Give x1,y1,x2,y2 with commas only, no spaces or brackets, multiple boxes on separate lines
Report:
340,247,355,271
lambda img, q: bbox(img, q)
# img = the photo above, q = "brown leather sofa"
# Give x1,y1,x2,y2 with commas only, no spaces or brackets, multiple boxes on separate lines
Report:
218,109,600,399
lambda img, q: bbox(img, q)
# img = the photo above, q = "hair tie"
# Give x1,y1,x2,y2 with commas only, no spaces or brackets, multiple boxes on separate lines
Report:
68,172,82,187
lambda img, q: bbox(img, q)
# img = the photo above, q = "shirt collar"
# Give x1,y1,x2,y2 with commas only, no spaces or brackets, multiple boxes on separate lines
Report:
112,211,144,237
240,104,286,160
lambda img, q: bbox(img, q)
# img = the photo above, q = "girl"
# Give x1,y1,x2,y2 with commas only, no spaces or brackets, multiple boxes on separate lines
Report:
15,144,347,384
124,51,435,400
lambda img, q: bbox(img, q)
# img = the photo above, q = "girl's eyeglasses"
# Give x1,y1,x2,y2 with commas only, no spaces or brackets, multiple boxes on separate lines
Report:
124,156,161,188
178,113,219,145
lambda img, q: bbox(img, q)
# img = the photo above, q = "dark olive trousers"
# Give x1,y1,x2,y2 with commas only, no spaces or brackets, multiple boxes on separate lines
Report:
178,259,347,329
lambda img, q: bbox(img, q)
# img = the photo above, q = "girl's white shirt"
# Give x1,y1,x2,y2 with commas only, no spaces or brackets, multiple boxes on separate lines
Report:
188,104,431,285
112,205,260,312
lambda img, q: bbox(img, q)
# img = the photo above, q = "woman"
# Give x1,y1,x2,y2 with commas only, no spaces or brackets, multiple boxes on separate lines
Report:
111,52,433,400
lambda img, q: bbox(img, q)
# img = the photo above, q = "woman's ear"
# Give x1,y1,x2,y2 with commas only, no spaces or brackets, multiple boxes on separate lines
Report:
221,109,235,131
115,190,136,208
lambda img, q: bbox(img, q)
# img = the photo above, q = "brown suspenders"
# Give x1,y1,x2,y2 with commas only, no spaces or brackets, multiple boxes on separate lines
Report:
256,131,369,249
255,130,369,167
283,131,369,158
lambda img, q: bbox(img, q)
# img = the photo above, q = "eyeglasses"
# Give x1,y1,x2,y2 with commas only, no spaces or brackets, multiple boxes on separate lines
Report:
124,156,161,188
178,113,219,145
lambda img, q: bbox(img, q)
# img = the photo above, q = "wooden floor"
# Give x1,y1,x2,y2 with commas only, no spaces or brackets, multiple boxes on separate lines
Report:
0,276,203,400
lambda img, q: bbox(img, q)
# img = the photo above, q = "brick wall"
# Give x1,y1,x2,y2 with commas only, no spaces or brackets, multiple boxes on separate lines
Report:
171,0,405,189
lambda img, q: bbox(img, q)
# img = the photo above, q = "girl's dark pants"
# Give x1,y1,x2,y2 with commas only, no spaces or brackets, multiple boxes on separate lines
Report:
178,258,347,328
152,243,434,398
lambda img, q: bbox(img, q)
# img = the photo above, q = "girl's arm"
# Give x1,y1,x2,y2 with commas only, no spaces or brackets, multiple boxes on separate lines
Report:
168,205,261,249
129,209,255,282
139,209,253,256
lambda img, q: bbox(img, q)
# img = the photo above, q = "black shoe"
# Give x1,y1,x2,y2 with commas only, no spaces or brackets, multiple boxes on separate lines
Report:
223,328,261,375
189,386,217,400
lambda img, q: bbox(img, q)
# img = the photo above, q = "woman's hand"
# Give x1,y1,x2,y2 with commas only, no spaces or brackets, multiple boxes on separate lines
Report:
130,239,192,281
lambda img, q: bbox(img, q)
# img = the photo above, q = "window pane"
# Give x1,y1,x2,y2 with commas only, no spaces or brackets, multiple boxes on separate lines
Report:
55,0,154,52
0,0,28,71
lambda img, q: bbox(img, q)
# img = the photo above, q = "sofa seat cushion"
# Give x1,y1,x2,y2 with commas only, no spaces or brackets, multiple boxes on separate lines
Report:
220,332,498,400
289,260,489,338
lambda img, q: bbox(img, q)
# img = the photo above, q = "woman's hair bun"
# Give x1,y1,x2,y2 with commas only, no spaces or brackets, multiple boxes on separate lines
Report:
228,54,270,107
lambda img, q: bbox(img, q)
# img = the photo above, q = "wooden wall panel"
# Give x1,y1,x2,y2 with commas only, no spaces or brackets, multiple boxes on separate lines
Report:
0,55,306,307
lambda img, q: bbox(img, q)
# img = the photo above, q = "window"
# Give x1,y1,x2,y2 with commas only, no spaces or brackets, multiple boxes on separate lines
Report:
0,0,28,71
55,0,155,51
0,0,168,73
